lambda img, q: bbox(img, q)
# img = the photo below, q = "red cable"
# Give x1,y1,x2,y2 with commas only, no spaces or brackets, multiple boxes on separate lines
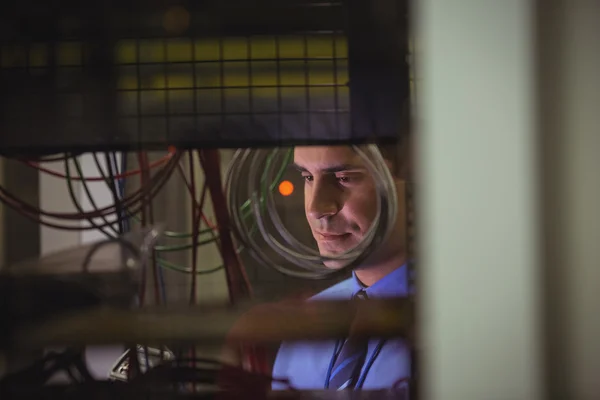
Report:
197,149,248,370
175,162,218,232
0,152,181,224
198,149,268,374
200,150,238,304
22,151,174,182
137,152,148,308
189,151,199,306
205,149,253,300
193,151,220,247
188,151,199,393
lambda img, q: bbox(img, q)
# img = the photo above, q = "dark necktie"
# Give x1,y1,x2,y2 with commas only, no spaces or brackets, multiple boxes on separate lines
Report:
327,290,369,390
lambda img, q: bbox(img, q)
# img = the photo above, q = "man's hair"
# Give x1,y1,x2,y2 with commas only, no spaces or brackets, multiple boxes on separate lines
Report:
373,100,412,179
377,132,412,180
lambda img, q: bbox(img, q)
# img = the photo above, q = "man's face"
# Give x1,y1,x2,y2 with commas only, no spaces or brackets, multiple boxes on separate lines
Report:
293,146,405,269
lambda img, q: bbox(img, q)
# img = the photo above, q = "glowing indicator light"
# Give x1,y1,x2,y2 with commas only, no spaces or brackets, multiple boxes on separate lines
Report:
163,6,191,35
278,180,294,196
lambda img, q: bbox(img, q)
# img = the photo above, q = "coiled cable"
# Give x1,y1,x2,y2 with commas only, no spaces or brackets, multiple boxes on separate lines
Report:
225,145,397,279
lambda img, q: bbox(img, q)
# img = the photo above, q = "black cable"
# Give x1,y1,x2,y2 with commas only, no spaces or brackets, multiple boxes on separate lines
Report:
111,151,128,232
71,350,96,382
65,155,120,238
127,357,295,391
0,151,181,231
102,152,125,235
0,348,95,388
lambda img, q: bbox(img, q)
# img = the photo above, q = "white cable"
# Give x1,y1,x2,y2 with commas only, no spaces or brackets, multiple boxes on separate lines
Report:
225,145,397,279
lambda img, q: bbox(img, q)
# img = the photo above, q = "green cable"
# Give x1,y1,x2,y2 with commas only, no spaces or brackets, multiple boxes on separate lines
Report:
129,215,214,239
240,148,293,213
66,149,293,274
240,148,294,238
152,149,293,274
154,236,216,252
130,148,292,250
64,155,220,274
157,256,225,275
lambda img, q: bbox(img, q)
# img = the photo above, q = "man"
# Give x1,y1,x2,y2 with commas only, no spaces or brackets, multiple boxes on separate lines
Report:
272,142,413,390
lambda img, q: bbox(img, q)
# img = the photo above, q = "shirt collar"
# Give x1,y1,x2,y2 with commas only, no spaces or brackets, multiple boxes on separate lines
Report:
350,263,410,298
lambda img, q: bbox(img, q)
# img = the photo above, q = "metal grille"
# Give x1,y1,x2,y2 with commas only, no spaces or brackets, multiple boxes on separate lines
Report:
0,0,409,155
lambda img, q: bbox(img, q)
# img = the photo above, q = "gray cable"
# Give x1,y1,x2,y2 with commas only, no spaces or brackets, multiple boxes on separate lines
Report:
225,145,397,279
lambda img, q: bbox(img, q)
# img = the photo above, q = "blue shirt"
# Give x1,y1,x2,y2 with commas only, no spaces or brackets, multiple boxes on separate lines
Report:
272,265,411,390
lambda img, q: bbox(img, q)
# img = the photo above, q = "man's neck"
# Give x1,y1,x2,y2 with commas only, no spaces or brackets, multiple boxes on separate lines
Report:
353,253,407,287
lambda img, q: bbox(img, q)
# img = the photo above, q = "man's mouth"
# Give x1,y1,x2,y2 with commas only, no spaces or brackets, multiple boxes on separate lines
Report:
316,232,351,242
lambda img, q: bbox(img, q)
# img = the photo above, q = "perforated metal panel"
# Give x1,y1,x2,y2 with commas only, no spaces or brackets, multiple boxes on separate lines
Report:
0,0,409,155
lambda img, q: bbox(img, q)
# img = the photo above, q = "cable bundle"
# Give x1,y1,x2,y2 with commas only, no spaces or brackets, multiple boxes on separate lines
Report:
225,145,398,279
1,151,180,233
128,358,295,395
0,351,295,399
1,148,273,378
0,150,240,296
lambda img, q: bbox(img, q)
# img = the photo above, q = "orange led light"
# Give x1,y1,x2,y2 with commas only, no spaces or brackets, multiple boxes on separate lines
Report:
278,180,294,196
163,6,191,35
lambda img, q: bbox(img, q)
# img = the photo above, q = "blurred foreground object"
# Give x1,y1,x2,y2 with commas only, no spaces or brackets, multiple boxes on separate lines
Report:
416,0,600,399
10,298,411,349
0,228,161,350
2,385,408,400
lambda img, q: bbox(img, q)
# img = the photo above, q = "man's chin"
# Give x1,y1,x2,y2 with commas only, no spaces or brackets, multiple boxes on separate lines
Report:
322,259,348,270
318,244,360,270
320,248,371,270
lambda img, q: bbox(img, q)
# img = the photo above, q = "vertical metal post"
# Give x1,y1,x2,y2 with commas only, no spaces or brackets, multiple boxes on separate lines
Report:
537,1,600,398
416,1,544,398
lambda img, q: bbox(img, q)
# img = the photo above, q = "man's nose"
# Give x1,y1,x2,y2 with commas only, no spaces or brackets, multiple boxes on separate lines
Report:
307,180,340,220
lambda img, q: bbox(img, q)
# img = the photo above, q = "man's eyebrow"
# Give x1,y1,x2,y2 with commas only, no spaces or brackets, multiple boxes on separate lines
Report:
291,163,365,174
291,163,308,172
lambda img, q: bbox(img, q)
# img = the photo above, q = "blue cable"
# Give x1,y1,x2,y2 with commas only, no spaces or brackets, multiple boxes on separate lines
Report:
115,153,129,233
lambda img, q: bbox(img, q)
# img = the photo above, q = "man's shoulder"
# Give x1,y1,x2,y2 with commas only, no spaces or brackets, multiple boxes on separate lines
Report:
308,276,355,301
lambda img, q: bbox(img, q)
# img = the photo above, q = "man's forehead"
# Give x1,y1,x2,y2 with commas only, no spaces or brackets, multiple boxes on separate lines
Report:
293,146,365,171
293,145,362,162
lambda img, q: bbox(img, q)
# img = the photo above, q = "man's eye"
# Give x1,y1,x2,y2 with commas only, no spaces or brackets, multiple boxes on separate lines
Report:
336,175,359,184
302,175,314,182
